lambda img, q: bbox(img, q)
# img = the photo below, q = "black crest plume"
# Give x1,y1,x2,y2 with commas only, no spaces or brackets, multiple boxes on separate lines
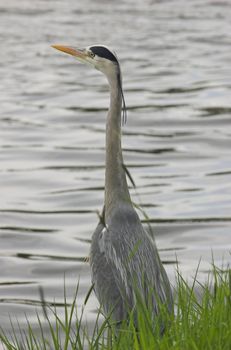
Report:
90,46,127,125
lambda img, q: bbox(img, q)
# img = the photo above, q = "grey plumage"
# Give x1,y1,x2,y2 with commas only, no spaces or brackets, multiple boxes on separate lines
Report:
91,204,173,323
52,43,173,326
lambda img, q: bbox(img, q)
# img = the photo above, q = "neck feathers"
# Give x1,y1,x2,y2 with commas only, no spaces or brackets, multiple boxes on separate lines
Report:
104,71,131,220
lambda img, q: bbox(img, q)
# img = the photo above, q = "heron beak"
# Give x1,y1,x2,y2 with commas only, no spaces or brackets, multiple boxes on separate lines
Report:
51,45,88,64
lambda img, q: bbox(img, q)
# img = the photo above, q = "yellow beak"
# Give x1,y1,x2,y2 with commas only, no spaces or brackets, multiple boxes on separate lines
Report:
51,45,88,62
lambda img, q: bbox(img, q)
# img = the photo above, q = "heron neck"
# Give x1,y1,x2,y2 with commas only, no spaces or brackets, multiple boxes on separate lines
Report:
104,74,131,220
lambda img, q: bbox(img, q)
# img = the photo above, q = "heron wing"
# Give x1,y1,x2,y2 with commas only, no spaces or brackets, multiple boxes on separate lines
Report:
103,220,173,314
90,222,127,320
90,211,173,321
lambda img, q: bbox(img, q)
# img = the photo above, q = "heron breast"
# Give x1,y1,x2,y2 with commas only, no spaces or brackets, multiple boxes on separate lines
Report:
98,227,107,253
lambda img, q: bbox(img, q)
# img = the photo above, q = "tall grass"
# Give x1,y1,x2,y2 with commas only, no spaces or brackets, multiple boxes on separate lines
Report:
0,265,231,350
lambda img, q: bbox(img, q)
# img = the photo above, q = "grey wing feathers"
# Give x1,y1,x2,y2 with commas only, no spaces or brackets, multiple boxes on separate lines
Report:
106,224,172,312
90,214,173,322
90,222,127,320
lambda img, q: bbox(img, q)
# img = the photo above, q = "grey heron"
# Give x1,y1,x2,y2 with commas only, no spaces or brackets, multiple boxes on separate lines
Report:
52,44,173,326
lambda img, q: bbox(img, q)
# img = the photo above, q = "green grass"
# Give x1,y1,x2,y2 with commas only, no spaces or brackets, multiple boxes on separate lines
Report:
0,265,231,350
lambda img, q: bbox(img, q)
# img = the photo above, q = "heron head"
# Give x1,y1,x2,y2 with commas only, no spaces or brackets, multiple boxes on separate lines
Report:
52,44,120,79
52,44,127,123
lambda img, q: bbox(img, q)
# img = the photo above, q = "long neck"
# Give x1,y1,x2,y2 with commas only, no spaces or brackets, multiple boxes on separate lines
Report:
104,72,131,219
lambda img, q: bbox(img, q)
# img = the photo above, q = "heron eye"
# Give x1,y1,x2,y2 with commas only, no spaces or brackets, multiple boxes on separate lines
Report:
89,51,95,58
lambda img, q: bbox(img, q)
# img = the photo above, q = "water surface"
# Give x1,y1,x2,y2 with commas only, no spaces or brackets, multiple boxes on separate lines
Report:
0,0,231,333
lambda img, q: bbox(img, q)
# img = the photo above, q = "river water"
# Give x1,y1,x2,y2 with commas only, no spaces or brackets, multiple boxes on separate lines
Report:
0,0,231,336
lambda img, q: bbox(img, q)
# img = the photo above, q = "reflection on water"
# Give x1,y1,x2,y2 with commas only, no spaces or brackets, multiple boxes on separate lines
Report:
0,0,231,333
